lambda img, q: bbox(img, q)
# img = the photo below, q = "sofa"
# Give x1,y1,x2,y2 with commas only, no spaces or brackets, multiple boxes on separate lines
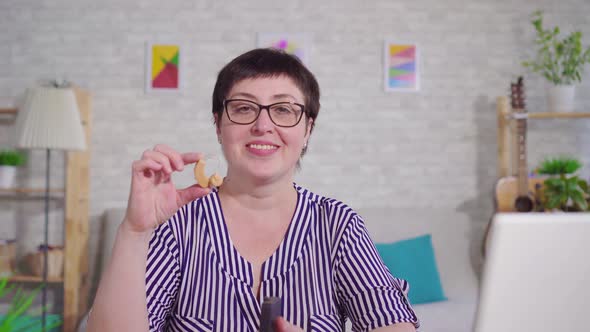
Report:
354,207,481,332
82,207,481,332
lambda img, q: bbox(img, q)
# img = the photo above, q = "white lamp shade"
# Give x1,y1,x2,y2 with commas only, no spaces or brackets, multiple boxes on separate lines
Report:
16,86,86,151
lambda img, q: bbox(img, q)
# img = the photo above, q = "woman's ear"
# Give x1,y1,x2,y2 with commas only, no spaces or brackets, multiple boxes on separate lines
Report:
305,118,314,139
214,113,221,136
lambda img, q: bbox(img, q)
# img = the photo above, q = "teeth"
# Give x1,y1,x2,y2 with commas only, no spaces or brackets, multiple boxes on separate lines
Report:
249,144,277,150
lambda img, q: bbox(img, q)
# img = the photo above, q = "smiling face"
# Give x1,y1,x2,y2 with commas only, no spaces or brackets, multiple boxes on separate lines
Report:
217,76,313,184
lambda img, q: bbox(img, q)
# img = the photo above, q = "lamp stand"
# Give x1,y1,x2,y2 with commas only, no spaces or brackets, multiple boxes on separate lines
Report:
42,148,50,330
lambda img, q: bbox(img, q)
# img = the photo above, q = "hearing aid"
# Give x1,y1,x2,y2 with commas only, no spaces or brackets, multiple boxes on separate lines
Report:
193,159,223,188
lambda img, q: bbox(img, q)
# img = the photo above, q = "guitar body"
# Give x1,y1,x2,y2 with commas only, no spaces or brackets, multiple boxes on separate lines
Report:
482,176,546,257
494,176,545,212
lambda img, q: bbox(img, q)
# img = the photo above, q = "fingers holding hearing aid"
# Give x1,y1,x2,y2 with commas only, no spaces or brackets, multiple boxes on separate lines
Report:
125,145,210,234
137,146,204,177
137,145,220,188
151,144,185,172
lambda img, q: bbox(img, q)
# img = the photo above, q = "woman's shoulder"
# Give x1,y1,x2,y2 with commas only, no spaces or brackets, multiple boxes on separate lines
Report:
295,183,361,226
176,189,216,210
164,190,219,230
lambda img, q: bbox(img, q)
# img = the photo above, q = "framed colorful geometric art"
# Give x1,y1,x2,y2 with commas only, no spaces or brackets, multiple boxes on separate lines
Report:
383,41,419,92
257,33,310,66
145,42,182,93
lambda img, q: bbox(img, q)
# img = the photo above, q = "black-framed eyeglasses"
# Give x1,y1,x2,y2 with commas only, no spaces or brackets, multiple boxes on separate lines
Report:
223,99,306,128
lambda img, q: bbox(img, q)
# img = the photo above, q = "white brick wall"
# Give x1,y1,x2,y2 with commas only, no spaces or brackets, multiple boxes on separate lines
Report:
1,0,589,308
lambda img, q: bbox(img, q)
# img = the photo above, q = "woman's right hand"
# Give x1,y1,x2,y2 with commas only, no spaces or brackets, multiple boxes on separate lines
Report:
123,144,211,234
275,318,304,332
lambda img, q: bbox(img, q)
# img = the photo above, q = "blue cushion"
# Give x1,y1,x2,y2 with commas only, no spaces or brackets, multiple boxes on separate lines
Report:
375,234,447,304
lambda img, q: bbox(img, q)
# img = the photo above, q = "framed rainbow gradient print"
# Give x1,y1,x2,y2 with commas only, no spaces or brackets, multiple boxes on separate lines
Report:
384,41,419,92
145,42,182,93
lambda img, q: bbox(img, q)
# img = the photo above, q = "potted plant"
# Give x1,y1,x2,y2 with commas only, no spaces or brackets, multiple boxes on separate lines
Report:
0,278,62,332
535,157,589,212
0,149,26,189
522,10,590,112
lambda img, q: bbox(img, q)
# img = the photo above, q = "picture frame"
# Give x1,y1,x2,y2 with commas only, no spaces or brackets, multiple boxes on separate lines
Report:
145,42,183,93
256,32,310,66
383,41,419,92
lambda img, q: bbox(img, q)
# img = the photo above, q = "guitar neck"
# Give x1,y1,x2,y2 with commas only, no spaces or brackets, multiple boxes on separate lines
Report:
515,108,529,196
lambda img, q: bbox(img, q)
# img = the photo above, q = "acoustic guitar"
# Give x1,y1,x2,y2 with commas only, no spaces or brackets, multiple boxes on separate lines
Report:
482,77,544,256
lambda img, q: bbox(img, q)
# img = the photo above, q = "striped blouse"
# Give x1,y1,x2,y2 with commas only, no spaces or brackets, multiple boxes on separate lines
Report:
146,184,419,332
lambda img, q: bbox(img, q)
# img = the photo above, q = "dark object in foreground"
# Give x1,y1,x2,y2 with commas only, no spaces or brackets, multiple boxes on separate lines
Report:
260,296,282,332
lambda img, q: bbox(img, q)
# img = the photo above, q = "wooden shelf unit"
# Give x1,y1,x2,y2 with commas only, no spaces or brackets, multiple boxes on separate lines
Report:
0,108,17,115
528,112,590,119
2,89,91,332
0,188,65,200
496,95,590,178
63,88,91,332
8,274,63,283
0,188,65,194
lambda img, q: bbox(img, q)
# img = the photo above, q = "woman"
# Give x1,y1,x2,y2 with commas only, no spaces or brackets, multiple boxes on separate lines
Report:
88,48,419,332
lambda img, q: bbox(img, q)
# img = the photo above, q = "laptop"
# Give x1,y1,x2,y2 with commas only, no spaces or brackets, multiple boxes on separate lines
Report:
474,212,590,332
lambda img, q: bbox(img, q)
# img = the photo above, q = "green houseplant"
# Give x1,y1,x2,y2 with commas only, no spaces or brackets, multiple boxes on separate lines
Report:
0,278,62,332
536,157,589,212
0,149,26,189
522,10,590,112
0,150,26,167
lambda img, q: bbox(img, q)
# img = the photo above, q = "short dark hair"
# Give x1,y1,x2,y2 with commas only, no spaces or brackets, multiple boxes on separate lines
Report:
212,48,320,135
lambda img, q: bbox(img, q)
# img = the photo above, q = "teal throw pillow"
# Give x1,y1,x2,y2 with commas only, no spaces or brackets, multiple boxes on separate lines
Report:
375,234,447,305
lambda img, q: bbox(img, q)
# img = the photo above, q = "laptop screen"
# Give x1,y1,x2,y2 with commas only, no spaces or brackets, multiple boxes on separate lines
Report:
474,213,590,332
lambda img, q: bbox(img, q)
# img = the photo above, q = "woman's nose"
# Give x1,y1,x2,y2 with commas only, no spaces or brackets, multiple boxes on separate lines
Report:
252,108,274,133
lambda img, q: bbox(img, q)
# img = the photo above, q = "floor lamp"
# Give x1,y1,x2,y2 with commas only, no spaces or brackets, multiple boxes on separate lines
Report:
14,85,86,330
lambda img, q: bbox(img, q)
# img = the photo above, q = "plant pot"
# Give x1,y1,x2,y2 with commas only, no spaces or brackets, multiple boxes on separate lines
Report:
0,165,17,189
546,84,575,113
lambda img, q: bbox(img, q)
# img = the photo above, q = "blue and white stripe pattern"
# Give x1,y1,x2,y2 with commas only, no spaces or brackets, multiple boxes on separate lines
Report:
146,184,419,332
